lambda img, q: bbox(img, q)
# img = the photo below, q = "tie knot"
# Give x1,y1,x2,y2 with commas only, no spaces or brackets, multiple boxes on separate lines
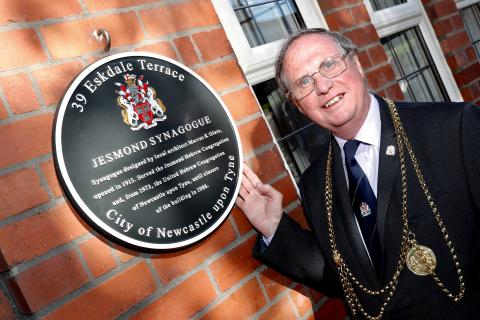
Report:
343,139,361,162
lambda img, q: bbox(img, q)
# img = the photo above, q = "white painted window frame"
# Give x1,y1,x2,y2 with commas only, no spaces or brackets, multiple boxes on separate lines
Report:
456,0,480,10
365,0,463,101
211,0,327,85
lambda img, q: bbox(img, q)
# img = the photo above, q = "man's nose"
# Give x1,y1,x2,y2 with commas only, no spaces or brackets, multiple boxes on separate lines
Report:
313,73,333,95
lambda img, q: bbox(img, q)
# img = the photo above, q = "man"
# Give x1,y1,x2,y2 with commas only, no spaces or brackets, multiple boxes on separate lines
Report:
235,28,480,319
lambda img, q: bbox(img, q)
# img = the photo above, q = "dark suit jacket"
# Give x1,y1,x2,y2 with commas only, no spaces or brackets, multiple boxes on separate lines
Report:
253,96,480,319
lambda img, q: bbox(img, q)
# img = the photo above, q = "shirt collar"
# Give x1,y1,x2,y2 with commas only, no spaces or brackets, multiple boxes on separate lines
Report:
335,93,381,150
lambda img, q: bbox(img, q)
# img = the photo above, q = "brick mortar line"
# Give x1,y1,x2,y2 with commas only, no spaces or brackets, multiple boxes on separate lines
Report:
432,11,462,23
0,24,222,76
116,284,170,320
190,266,266,320
168,38,183,62
72,244,96,281
189,34,205,65
323,2,366,15
35,256,144,318
205,266,222,296
110,244,123,266
142,24,223,44
0,154,53,177
254,271,273,309
7,232,94,277
358,42,382,52
334,22,373,35
123,229,259,317
284,200,302,214
440,27,469,40
0,196,65,230
0,85,13,117
77,0,88,12
439,31,471,46
251,279,299,320
33,162,55,200
0,0,194,32
0,57,86,77
242,141,277,160
34,26,53,63
374,81,403,95
363,61,390,74
144,258,164,288
201,230,257,266
190,53,238,71
266,170,288,186
119,236,258,320
234,111,262,127
0,107,54,126
228,215,242,239
80,25,227,64
218,83,250,97
26,72,46,108
134,9,149,41
0,26,228,81
455,74,480,87
310,295,329,317
424,0,458,7
0,271,24,319
450,58,479,74
286,292,303,319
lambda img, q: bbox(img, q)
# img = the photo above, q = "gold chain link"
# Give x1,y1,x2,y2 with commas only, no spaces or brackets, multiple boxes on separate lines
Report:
325,98,464,319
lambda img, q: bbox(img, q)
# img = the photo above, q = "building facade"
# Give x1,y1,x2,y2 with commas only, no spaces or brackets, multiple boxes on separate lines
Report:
0,0,478,319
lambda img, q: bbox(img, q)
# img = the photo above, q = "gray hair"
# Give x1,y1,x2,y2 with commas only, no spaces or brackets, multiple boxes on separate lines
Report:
275,28,359,98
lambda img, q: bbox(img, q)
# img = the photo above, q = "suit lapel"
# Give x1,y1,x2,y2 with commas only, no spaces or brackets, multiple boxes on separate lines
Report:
376,97,400,246
376,97,402,281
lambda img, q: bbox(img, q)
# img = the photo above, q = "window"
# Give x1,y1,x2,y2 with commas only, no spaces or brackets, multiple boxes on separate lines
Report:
252,80,329,180
370,0,407,11
213,0,328,180
212,0,326,84
231,0,305,47
365,0,463,101
460,3,480,57
381,27,449,102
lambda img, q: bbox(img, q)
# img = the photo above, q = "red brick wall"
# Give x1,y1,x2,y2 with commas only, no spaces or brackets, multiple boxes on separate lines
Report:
321,0,480,104
0,1,345,319
423,0,480,104
321,0,406,100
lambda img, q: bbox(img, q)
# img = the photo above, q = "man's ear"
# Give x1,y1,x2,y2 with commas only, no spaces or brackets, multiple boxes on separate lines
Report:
352,55,365,77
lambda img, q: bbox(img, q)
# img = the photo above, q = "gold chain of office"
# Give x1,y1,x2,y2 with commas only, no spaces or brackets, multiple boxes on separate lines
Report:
325,97,465,319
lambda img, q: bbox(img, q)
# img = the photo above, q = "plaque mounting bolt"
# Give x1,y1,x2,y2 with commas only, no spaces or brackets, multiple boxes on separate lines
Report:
93,29,111,52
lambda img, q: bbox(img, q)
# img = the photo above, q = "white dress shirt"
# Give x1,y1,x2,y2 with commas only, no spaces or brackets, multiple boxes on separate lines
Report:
334,94,381,196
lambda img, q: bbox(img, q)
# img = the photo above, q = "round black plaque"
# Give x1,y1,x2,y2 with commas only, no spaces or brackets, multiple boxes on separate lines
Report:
53,52,242,251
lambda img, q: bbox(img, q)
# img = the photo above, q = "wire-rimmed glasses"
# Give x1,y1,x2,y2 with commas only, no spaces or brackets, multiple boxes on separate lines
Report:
287,54,350,101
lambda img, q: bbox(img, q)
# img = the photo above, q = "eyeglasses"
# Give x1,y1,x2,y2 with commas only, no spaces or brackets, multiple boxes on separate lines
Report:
287,54,350,101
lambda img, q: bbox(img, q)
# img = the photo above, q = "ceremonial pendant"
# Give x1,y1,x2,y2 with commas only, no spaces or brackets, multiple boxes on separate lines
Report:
406,244,437,276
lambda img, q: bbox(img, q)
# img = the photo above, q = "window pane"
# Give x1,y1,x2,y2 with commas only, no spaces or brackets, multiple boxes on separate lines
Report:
231,0,305,47
253,79,329,181
381,27,449,102
460,4,480,58
370,0,407,11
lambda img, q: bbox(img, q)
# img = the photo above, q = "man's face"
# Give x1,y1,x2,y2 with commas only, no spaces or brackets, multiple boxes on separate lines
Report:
282,34,371,140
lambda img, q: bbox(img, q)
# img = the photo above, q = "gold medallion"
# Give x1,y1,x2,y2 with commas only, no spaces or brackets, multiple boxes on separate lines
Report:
406,244,437,276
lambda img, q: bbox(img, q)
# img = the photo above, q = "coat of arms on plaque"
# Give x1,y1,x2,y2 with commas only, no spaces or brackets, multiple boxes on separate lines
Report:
115,74,167,130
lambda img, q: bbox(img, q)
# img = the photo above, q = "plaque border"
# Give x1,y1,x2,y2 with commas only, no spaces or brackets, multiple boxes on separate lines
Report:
53,52,243,251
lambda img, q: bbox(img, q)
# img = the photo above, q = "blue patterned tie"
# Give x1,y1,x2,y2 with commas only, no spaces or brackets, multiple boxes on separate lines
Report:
343,140,383,275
